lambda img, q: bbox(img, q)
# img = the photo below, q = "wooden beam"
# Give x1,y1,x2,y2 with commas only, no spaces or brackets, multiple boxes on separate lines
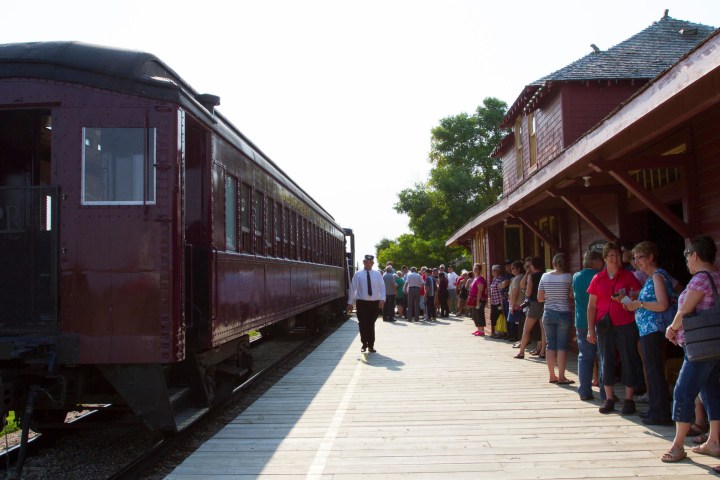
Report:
553,184,625,197
607,168,693,239
683,154,700,237
548,190,620,243
604,153,690,172
515,214,562,253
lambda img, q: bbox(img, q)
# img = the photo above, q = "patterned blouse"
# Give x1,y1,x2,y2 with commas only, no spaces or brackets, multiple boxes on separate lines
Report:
489,276,503,306
636,268,673,337
677,270,720,345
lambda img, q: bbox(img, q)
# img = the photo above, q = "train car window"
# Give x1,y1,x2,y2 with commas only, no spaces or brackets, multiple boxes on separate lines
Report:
289,211,296,259
265,198,274,256
284,208,290,258
240,182,251,252
253,191,264,254
82,127,156,205
225,174,238,251
275,202,282,257
300,218,306,261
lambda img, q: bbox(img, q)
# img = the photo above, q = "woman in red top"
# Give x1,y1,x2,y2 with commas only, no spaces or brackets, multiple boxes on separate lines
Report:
467,263,487,336
587,242,643,415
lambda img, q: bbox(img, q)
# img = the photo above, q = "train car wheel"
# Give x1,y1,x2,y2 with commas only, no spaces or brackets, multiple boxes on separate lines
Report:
29,409,68,433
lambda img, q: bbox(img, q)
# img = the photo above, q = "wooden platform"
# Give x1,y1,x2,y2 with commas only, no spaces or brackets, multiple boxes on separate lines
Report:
166,315,716,479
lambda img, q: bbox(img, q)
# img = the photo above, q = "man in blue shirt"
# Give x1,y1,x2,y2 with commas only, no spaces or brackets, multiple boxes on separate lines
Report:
573,250,604,400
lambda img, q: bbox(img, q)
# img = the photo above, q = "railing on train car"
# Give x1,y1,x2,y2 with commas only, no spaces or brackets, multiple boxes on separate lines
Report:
0,186,59,334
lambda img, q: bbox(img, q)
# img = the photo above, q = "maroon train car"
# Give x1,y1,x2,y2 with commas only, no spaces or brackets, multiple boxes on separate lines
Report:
0,41,352,433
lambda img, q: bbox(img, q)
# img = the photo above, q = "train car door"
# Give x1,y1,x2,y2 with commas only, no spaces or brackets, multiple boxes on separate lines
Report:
0,109,57,334
55,103,184,364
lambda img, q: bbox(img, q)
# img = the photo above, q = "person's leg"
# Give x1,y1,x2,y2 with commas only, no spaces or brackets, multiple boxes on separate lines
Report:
516,316,537,358
448,290,457,315
576,328,595,398
356,300,370,349
543,311,558,381
695,361,720,453
616,323,641,409
598,326,617,409
556,312,572,381
640,331,671,421
665,356,705,460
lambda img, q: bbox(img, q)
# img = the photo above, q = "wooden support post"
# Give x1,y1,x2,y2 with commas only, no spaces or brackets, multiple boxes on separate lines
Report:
515,214,562,253
548,190,620,243
607,169,693,240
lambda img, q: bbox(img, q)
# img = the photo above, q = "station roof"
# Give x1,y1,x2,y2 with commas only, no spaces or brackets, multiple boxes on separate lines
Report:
501,14,716,127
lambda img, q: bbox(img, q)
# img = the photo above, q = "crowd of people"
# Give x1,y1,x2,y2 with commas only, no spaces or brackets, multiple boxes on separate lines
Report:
349,234,720,467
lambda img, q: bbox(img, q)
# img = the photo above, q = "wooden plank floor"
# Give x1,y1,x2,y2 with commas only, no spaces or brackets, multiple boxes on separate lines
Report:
166,315,717,479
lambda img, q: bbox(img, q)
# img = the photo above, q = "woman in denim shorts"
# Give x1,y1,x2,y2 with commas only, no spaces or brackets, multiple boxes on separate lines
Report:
538,253,574,384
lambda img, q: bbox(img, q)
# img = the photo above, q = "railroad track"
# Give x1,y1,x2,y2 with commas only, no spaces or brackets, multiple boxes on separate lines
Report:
108,332,316,480
0,320,345,479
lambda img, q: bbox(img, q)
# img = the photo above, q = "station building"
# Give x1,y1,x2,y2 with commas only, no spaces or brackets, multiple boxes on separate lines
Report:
447,12,719,292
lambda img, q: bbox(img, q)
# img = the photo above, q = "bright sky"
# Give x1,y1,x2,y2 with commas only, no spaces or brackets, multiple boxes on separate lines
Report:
3,0,719,265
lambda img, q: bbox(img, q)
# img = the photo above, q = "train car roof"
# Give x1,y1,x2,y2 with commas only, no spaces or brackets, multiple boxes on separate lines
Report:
0,41,339,228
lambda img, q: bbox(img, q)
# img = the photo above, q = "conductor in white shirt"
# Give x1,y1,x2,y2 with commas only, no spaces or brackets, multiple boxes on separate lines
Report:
348,254,386,353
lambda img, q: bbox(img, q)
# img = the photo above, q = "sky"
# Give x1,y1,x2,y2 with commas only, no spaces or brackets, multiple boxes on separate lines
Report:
3,0,719,266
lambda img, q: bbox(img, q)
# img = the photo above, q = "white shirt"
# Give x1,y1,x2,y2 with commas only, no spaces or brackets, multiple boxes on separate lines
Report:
348,268,386,304
404,272,424,290
447,271,459,290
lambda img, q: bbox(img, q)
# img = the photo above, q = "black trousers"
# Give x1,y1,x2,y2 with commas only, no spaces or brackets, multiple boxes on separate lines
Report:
438,291,449,317
383,295,396,320
356,299,380,348
640,331,671,421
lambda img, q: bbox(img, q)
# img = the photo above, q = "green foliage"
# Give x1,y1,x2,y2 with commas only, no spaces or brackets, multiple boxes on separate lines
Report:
1,411,19,435
381,97,508,268
376,235,471,272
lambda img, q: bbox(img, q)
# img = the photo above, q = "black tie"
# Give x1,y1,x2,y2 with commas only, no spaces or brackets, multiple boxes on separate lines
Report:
367,270,372,296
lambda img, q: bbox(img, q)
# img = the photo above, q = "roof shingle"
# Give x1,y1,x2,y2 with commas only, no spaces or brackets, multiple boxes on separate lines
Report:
532,15,716,84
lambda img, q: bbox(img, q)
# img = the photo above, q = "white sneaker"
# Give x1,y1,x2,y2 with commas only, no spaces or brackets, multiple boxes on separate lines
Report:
636,393,649,403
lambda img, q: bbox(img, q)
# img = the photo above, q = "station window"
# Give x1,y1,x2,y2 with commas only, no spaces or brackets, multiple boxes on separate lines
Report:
225,174,238,251
514,117,523,178
528,113,537,168
82,127,156,205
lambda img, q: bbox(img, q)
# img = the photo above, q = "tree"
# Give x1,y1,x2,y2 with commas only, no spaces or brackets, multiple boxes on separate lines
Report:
376,235,470,272
382,97,508,265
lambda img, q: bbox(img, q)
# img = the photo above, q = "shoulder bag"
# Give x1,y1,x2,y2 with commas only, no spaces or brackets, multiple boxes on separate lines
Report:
595,272,620,334
682,271,720,362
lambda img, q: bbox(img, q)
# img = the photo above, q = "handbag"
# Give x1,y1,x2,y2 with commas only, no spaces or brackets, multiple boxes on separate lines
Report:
595,312,611,334
682,271,720,362
595,273,619,334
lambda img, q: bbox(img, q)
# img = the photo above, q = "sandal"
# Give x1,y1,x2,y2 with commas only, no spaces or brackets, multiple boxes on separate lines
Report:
689,423,709,437
557,379,575,384
694,433,709,445
691,442,720,457
513,353,525,359
661,447,687,463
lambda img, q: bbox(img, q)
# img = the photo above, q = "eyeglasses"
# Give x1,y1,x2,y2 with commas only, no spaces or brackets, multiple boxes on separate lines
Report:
605,253,620,258
684,249,695,261
633,255,645,261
